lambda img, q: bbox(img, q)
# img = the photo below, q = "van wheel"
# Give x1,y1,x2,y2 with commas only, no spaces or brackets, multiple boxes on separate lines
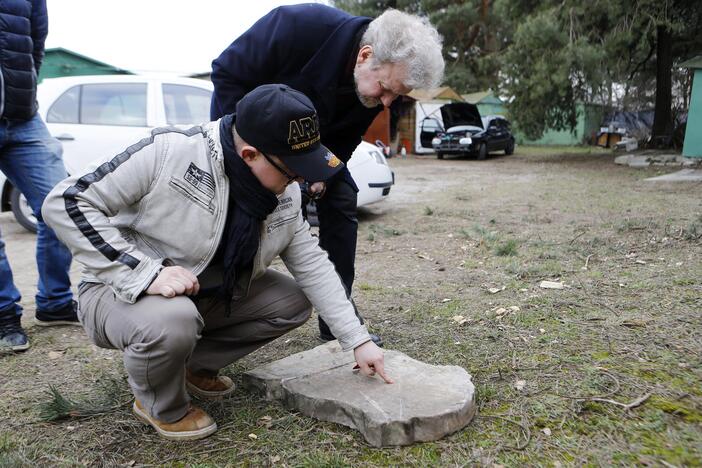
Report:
437,152,444,160
10,186,37,233
505,140,515,155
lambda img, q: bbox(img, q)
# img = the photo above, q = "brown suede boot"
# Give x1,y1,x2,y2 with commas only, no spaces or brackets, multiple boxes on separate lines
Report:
186,369,236,400
133,400,217,441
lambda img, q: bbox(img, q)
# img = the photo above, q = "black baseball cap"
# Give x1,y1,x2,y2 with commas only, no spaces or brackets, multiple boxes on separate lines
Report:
235,84,344,182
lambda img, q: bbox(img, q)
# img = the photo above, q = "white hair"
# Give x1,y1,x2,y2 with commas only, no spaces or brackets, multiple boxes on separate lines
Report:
362,9,445,90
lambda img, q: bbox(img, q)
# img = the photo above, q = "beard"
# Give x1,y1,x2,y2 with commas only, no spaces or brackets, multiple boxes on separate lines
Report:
353,67,382,109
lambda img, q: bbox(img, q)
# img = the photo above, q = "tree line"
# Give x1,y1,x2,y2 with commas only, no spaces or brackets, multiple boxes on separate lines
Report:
332,0,702,143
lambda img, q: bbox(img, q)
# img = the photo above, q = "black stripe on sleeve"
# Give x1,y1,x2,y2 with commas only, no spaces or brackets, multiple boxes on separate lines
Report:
62,126,203,269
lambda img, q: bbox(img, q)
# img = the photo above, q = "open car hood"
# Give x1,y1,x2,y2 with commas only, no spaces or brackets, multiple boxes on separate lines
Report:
440,103,483,130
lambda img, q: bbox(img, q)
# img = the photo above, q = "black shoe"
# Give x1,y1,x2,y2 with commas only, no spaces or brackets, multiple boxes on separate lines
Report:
368,333,384,348
319,313,384,347
35,300,80,327
0,315,30,351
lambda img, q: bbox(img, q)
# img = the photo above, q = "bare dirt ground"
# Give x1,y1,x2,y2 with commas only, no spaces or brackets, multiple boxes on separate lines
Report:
1,147,701,467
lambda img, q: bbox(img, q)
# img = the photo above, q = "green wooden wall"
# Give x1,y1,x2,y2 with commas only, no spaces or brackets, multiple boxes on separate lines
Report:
39,49,132,82
682,69,702,158
513,103,604,146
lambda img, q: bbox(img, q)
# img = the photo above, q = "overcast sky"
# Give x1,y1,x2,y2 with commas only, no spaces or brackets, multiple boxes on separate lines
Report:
45,0,328,75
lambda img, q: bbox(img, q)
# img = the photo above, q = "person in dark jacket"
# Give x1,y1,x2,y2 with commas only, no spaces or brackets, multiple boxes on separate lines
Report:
210,4,444,344
0,0,77,351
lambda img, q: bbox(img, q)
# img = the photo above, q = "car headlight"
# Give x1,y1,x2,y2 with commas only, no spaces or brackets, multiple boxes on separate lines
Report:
431,137,442,146
369,150,387,165
459,137,472,145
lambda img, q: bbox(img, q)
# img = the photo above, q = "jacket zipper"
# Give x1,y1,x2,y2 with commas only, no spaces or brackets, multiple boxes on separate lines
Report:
0,68,5,118
194,127,229,275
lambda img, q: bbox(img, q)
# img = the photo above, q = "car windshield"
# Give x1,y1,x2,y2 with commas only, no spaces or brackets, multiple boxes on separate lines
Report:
446,125,482,133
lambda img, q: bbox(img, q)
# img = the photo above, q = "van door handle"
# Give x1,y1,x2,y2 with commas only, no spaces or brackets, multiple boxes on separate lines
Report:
56,133,75,141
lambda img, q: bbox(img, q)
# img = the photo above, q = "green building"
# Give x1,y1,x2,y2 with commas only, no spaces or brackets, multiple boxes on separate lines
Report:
461,90,604,146
39,47,132,82
462,90,506,117
681,56,702,158
513,102,605,146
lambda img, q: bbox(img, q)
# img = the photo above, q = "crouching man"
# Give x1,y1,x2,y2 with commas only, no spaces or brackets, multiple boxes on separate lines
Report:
42,84,391,441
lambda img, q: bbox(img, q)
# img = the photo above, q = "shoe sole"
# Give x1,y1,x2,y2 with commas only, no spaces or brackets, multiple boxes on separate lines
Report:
1,342,30,352
186,377,236,400
34,319,82,327
132,402,217,441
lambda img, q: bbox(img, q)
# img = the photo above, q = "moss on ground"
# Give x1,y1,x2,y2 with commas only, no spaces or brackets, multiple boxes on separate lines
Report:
1,150,700,465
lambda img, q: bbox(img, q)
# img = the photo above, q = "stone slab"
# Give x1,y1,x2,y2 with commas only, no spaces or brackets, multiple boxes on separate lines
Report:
243,341,475,447
614,153,700,169
645,169,702,182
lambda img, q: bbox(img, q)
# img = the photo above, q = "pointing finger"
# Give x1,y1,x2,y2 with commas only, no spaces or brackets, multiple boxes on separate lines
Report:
373,360,394,384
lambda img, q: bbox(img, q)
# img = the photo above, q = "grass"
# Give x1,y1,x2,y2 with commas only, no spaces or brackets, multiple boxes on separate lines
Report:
1,150,701,466
684,215,702,240
495,239,519,256
516,144,610,156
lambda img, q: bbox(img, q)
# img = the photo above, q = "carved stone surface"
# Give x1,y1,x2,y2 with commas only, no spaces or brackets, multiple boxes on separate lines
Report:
243,341,476,447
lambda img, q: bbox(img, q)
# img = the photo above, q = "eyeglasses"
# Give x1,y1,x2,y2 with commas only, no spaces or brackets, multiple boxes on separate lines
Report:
261,151,300,186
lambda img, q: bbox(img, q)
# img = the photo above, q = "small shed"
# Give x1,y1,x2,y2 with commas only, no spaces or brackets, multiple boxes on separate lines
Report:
363,86,465,154
190,71,212,81
363,107,391,148
398,87,464,154
462,90,505,117
39,47,133,82
513,102,605,146
681,56,702,158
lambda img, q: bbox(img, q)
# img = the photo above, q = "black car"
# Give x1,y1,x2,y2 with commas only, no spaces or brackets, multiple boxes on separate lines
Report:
419,102,515,159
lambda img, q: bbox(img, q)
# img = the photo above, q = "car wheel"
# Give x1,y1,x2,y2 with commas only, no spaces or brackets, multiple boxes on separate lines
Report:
505,140,515,155
437,152,444,160
477,143,487,160
10,186,38,233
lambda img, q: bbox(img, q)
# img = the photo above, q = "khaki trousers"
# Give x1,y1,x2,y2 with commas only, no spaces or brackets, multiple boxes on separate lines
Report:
78,268,312,423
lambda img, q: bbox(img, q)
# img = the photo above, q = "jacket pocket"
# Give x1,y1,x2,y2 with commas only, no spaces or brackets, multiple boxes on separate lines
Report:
168,177,215,214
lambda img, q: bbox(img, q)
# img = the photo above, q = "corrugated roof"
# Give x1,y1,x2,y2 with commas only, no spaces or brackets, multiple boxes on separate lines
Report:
407,86,465,101
462,90,504,105
680,55,702,69
44,47,134,74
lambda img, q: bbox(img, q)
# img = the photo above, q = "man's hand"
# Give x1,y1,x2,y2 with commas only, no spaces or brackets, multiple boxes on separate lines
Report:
146,266,200,298
308,181,326,199
353,340,394,384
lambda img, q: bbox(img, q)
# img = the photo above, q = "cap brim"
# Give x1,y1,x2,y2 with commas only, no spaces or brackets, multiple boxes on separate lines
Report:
277,144,345,183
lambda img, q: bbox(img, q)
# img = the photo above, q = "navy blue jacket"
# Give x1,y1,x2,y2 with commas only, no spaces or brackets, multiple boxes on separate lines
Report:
210,4,382,162
0,0,47,121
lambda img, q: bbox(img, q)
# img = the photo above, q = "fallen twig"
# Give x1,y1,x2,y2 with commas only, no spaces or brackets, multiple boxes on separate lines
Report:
570,230,586,245
553,370,621,400
584,393,652,411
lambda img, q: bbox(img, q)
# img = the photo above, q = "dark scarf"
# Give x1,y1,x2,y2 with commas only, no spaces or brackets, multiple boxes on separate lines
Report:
219,114,279,304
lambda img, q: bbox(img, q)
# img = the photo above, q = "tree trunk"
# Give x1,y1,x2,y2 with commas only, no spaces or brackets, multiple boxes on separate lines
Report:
651,25,673,145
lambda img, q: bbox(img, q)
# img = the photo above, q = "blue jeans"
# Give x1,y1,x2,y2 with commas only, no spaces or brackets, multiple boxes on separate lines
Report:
0,114,73,319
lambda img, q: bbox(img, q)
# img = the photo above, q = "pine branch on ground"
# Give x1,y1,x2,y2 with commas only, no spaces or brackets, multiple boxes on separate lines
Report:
38,378,129,422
